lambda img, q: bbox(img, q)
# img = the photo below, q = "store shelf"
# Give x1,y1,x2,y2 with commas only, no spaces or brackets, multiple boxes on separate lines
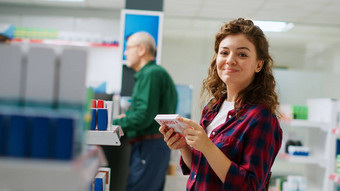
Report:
0,146,106,191
86,125,124,146
329,173,340,184
281,119,329,131
277,153,327,168
12,38,119,48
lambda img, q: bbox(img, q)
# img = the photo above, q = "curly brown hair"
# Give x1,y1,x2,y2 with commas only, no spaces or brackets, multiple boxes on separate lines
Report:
201,18,279,117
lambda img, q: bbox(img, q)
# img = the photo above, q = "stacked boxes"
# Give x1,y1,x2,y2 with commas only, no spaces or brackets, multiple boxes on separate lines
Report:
90,99,113,131
0,110,79,160
0,44,89,160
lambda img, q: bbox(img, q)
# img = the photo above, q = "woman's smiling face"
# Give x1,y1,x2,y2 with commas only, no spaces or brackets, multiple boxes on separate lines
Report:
216,34,263,90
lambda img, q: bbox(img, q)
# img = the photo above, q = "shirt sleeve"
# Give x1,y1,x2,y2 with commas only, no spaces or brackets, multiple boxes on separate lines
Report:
223,109,282,190
112,72,161,131
179,156,191,175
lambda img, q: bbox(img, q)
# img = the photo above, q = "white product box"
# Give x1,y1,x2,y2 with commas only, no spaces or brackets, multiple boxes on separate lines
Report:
0,45,22,102
58,49,87,105
154,114,186,134
25,47,55,104
307,98,337,126
105,101,113,130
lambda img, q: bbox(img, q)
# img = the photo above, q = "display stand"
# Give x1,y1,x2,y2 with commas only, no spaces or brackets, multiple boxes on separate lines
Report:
86,125,124,146
0,146,106,191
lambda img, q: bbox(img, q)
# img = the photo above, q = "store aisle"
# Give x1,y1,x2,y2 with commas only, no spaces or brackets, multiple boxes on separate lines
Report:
164,174,188,191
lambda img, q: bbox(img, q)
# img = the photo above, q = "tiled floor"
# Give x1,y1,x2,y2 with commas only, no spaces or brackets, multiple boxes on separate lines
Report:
164,174,188,191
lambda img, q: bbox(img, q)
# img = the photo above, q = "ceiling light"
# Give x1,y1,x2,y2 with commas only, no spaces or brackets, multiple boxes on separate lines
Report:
37,0,84,2
254,20,294,32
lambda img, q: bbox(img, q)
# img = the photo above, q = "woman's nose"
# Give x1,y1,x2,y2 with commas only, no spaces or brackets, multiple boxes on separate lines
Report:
226,53,236,65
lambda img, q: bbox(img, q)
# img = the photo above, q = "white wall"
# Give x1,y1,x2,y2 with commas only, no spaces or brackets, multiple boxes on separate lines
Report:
162,30,340,122
87,47,121,94
161,33,213,121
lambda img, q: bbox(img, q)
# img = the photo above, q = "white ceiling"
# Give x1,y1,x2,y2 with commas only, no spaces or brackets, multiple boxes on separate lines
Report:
0,0,339,25
0,0,340,45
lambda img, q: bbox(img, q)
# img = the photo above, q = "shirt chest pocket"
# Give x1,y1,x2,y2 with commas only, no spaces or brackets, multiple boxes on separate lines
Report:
216,135,243,162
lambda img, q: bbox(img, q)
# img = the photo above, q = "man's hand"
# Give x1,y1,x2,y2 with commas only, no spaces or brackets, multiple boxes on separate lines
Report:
118,114,126,119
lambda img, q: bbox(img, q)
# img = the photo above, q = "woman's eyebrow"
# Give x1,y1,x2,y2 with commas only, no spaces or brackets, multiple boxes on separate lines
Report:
237,47,250,51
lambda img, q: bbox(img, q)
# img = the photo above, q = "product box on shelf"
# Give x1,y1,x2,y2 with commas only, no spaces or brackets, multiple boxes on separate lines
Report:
279,104,308,122
307,98,336,124
90,99,114,131
0,44,22,107
93,172,107,191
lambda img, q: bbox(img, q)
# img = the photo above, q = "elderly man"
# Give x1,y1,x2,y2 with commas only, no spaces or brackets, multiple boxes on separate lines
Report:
112,32,177,191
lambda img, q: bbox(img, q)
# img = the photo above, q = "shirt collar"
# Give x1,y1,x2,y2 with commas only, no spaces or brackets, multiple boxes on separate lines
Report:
134,60,156,80
211,93,228,112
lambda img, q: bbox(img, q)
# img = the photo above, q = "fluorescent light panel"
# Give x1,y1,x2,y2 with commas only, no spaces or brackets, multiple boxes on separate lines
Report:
37,0,84,2
254,20,294,32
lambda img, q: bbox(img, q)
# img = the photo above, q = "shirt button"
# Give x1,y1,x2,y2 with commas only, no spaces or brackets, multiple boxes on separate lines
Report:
228,115,231,118
194,174,196,179
212,132,216,135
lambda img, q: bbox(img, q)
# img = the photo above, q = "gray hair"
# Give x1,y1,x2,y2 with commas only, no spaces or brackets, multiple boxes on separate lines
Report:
132,32,156,56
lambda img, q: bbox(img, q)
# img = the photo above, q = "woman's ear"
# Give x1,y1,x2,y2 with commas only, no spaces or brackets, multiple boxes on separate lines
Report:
255,60,264,73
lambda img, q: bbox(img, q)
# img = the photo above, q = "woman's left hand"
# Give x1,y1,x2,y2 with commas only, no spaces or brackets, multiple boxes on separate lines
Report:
178,117,213,153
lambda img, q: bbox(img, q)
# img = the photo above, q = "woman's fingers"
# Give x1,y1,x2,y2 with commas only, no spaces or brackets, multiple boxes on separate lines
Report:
178,117,199,130
168,135,186,150
159,125,167,134
164,127,175,141
183,128,195,136
167,133,180,146
160,125,188,150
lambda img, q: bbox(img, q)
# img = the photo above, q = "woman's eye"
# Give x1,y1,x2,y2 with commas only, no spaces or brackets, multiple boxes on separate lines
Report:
239,53,248,57
219,51,228,55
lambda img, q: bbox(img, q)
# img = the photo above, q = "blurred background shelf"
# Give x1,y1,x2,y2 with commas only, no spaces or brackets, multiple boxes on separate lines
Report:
0,146,106,191
281,119,329,131
277,152,327,168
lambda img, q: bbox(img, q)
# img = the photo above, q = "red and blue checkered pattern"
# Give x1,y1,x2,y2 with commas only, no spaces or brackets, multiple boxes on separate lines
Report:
180,94,282,190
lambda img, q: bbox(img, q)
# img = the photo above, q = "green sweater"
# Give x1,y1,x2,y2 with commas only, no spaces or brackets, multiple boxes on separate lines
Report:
112,60,177,139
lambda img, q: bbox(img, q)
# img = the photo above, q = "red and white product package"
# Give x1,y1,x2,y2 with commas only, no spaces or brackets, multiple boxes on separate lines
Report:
154,114,186,134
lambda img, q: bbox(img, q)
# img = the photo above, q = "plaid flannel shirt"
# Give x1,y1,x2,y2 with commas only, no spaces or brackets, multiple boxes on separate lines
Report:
180,95,282,190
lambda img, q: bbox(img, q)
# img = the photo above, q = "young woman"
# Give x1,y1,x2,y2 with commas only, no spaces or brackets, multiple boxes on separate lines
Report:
160,18,282,190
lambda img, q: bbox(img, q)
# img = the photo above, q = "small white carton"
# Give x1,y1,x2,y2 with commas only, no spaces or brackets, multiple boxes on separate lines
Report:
154,114,186,134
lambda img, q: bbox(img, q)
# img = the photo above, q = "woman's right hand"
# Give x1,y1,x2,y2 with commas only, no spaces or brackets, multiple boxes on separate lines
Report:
159,125,187,150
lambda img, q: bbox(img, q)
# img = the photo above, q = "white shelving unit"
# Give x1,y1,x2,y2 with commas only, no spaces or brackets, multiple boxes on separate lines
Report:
329,128,340,188
86,125,124,146
281,119,329,131
273,99,340,191
277,153,327,168
0,146,106,191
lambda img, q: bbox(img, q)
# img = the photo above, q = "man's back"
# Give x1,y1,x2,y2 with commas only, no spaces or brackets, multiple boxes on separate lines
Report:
127,61,177,138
